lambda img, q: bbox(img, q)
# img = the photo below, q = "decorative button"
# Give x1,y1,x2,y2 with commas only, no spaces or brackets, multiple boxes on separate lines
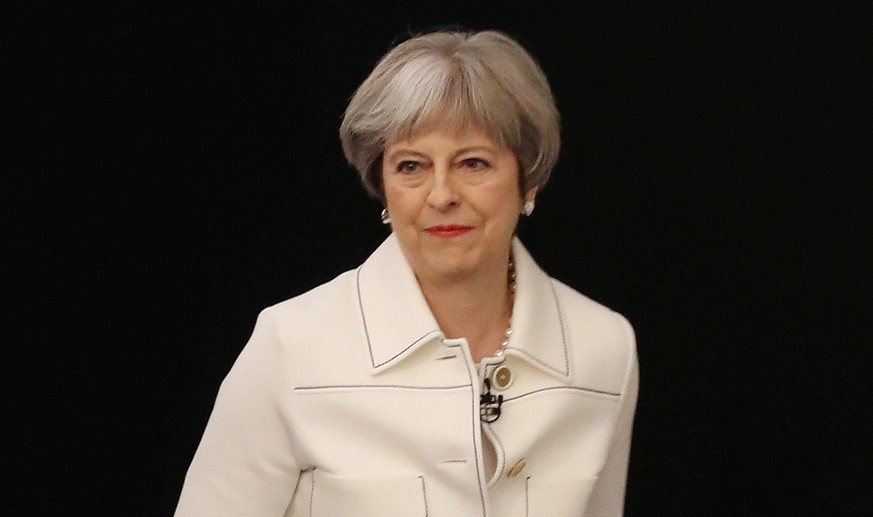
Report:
491,365,513,390
506,459,526,478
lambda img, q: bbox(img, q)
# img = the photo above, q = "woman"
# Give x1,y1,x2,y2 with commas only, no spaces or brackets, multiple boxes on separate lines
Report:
175,29,639,517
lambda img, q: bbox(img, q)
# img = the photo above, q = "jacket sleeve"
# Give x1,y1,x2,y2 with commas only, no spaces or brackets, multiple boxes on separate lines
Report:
585,316,640,517
174,307,301,516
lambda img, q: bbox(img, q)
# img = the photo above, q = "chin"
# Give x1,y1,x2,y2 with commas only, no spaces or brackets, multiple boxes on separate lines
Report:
417,250,473,276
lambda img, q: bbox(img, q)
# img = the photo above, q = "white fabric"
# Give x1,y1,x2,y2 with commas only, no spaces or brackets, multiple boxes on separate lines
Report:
174,233,639,516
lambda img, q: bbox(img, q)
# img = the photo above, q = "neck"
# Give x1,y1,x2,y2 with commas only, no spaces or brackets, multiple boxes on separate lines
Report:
417,253,514,363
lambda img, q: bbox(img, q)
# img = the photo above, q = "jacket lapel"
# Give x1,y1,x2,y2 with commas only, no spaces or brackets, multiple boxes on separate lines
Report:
356,234,571,382
508,238,571,381
356,233,443,374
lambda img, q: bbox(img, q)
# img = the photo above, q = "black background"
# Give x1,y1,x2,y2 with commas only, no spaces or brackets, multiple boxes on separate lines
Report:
6,1,872,515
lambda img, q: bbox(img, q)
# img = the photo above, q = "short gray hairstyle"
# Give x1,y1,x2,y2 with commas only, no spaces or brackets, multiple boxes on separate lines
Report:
339,29,561,201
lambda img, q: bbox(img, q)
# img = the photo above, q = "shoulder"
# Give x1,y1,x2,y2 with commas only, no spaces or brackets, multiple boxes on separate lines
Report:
236,267,372,383
550,278,637,395
550,279,634,342
256,268,362,341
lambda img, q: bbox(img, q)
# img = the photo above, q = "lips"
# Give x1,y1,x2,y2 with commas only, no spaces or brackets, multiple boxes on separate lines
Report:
425,225,473,238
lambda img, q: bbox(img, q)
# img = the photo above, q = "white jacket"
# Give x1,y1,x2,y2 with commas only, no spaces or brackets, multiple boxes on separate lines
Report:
175,233,639,517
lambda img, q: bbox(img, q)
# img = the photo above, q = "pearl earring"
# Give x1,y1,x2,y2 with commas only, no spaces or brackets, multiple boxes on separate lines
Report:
380,208,391,225
522,200,535,216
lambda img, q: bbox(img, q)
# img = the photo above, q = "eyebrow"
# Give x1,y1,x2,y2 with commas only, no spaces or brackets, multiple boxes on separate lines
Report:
385,145,496,162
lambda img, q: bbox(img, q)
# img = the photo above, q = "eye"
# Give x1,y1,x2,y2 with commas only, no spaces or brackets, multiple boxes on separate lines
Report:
396,160,421,174
461,158,490,171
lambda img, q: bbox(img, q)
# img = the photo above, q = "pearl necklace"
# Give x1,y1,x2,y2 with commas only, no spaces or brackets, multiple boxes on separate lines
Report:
494,256,517,358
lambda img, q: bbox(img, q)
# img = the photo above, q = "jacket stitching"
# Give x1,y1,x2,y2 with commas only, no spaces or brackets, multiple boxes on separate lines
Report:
418,476,429,516
502,385,621,402
294,384,470,391
356,266,376,368
548,279,571,375
486,425,507,483
506,348,566,377
375,332,440,369
525,476,531,517
308,470,315,517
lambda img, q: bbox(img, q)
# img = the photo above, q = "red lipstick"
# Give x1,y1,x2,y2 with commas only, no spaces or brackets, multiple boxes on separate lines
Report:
425,225,473,238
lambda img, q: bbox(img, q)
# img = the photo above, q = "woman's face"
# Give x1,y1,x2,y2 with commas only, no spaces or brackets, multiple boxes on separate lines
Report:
382,124,536,284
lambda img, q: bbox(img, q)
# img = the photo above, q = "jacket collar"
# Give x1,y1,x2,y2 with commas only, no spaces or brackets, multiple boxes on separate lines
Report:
356,233,570,380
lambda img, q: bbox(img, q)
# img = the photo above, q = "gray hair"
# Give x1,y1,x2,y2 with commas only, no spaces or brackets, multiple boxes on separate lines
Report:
339,29,561,201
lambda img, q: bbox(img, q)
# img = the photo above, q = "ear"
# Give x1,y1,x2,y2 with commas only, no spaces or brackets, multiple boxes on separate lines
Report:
523,187,538,204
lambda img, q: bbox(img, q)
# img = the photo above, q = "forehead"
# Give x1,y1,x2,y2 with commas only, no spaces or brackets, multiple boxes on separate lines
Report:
386,121,503,152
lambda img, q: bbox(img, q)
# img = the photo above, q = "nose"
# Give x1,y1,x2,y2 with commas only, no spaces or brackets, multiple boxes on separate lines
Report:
426,167,459,211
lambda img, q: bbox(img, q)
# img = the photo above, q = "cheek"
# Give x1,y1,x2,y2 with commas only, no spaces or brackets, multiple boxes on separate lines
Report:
478,203,521,239
482,185,522,221
384,187,419,223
